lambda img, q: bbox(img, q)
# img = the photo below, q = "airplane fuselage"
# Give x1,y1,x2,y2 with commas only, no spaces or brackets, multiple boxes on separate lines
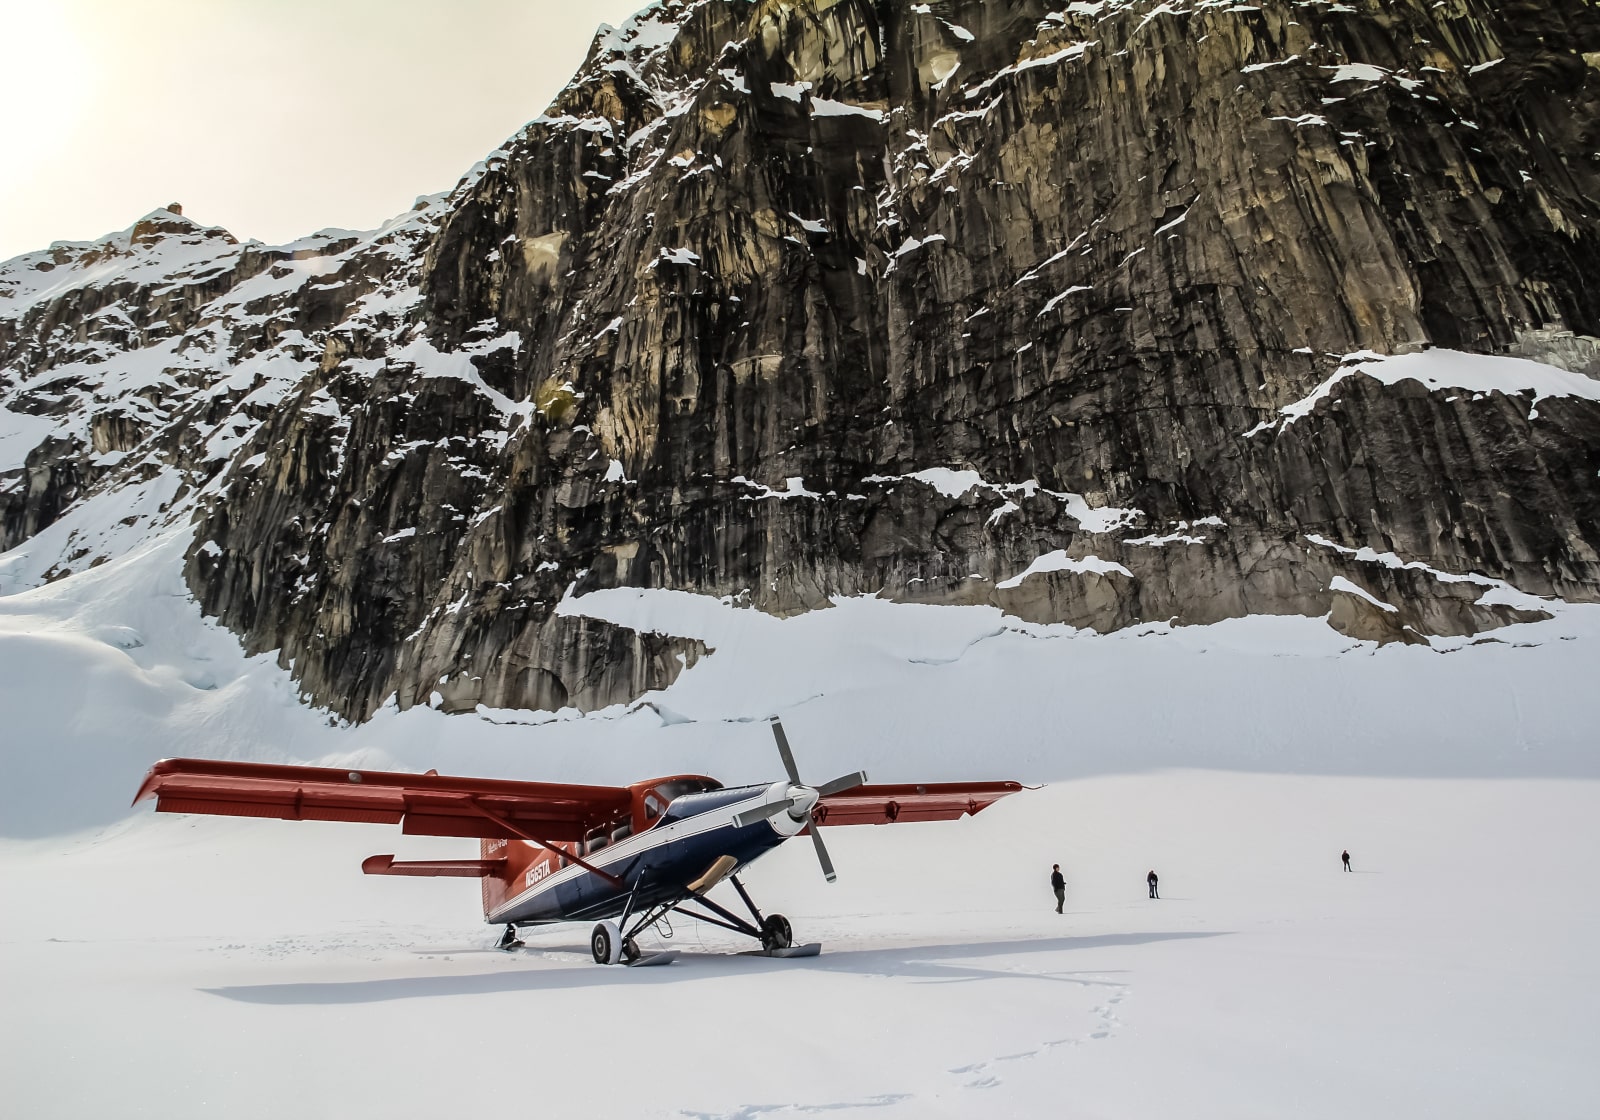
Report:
486,780,804,926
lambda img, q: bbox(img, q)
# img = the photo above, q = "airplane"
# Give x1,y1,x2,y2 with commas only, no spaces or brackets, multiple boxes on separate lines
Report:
133,719,1022,966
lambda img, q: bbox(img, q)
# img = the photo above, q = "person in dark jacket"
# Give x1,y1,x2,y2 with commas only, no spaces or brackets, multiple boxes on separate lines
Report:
1342,850,1352,872
1051,864,1066,913
1147,869,1159,899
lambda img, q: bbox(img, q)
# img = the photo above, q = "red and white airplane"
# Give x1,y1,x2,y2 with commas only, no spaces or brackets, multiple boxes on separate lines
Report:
134,719,1022,966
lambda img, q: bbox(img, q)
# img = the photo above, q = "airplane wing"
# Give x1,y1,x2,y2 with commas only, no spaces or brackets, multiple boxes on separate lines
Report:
132,758,634,841
814,781,1023,826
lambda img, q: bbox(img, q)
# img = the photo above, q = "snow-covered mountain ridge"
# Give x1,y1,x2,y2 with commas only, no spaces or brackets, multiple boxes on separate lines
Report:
4,0,1600,722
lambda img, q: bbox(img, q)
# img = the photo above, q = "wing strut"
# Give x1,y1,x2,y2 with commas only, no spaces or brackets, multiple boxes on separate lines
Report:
461,798,627,889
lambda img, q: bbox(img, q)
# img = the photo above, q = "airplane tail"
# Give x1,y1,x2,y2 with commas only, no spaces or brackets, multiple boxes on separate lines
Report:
355,838,520,923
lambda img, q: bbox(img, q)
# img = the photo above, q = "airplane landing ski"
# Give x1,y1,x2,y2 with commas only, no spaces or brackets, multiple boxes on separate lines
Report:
742,942,822,959
625,950,680,967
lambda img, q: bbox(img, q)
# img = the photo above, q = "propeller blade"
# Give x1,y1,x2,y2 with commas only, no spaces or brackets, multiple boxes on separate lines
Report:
814,770,869,798
765,718,839,881
732,799,795,829
809,823,837,883
770,718,803,786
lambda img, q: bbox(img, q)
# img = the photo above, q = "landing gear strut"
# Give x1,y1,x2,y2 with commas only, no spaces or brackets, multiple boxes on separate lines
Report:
645,874,818,958
589,872,820,965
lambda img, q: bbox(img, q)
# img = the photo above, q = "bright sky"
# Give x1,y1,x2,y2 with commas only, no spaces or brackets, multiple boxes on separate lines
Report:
0,0,644,260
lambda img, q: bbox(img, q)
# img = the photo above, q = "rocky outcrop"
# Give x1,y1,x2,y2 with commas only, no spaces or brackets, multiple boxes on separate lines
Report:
4,0,1600,719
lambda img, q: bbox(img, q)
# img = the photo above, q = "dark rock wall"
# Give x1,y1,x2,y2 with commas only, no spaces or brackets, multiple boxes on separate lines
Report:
6,0,1600,719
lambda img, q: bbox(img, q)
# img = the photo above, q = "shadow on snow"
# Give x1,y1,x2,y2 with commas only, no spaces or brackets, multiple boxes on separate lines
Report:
202,929,1228,1005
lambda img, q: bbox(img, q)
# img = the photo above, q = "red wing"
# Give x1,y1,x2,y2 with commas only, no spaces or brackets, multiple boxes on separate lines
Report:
133,758,634,841
814,781,1023,826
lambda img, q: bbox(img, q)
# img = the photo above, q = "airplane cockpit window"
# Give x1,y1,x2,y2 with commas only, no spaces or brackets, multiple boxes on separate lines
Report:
652,778,722,804
633,779,730,830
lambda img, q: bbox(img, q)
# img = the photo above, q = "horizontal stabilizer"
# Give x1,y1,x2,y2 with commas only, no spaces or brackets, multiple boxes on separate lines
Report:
361,855,507,878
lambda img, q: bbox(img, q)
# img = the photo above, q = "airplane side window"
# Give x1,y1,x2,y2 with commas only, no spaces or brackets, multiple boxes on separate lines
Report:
644,793,666,821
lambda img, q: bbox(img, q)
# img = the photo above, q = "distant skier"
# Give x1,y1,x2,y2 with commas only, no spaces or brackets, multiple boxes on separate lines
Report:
1147,869,1159,899
1051,864,1066,913
1342,850,1352,872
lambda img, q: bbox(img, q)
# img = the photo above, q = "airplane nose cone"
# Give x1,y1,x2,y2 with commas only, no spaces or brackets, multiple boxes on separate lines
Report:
787,786,820,820
755,784,821,837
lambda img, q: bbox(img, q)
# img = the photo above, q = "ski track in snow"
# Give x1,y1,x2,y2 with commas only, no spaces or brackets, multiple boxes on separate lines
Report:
948,984,1126,1088
678,1095,913,1119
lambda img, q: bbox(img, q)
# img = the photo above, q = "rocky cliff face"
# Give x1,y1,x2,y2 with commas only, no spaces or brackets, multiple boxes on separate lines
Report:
5,0,1600,720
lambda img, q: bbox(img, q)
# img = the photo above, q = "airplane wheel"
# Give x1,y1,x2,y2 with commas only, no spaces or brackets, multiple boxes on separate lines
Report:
591,920,622,965
622,936,641,963
760,913,793,952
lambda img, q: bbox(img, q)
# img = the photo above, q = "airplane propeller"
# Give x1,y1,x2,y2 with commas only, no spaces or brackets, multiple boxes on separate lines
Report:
730,718,867,882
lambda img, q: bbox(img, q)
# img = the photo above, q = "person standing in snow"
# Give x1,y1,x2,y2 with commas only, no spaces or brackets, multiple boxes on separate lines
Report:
1147,869,1159,899
1342,850,1352,872
1051,864,1066,913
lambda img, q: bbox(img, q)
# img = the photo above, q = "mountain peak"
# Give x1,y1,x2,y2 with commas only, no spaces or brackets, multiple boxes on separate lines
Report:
126,205,229,246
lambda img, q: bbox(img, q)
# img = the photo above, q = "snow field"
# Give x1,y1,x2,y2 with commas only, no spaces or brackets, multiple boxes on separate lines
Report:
1,519,1599,1117
2,775,1596,1118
